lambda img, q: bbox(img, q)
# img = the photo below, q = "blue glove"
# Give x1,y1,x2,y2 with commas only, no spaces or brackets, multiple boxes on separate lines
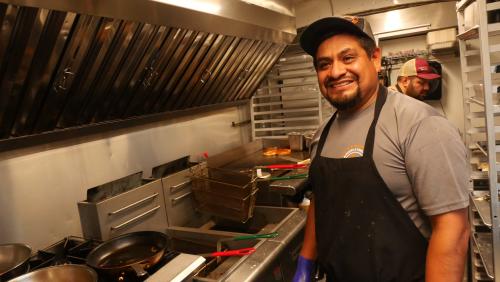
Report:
292,255,315,282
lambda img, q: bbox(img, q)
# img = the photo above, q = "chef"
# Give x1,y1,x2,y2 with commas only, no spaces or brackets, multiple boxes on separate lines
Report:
293,16,469,282
389,57,441,100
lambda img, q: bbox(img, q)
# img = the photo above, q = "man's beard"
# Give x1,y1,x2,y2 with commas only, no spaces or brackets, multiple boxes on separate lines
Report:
323,77,363,110
406,83,425,100
326,89,362,110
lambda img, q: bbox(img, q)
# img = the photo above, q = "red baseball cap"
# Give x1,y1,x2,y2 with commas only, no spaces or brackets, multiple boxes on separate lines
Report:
400,58,440,80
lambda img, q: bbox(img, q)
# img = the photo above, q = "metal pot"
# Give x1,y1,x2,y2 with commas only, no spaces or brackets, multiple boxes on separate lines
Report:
86,231,168,277
7,265,97,282
0,243,31,281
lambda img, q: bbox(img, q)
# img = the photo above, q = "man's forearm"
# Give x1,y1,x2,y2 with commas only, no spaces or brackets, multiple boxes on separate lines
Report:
426,208,469,282
300,197,317,259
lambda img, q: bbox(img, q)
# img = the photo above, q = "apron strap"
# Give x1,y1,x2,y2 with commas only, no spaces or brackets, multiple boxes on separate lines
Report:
363,86,387,157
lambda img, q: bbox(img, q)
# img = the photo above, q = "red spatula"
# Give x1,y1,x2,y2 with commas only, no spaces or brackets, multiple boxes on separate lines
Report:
199,247,256,257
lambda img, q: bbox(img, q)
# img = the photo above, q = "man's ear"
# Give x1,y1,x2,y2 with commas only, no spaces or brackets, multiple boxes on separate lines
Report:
372,47,382,72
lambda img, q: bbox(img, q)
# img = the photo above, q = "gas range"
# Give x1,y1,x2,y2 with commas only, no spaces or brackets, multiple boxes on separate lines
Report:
26,236,204,282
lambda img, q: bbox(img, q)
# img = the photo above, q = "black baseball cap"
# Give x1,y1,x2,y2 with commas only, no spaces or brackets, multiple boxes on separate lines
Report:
300,16,376,57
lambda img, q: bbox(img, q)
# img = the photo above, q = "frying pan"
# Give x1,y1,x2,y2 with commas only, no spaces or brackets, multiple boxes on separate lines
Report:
0,243,31,281
86,231,168,278
6,265,97,282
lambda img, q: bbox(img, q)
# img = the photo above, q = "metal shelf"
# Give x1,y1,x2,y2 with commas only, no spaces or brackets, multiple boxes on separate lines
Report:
458,1,500,276
457,25,479,40
487,1,500,12
457,0,475,12
471,191,492,227
473,232,495,279
251,48,327,140
253,90,319,99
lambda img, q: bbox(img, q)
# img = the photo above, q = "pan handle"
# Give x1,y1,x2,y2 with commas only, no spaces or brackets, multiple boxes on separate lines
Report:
130,264,148,277
108,193,159,216
110,206,160,231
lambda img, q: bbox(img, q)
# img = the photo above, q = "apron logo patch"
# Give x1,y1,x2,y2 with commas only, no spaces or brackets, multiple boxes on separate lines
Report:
343,145,364,158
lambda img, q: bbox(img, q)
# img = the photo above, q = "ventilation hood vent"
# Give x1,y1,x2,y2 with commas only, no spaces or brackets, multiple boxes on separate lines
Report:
0,0,295,146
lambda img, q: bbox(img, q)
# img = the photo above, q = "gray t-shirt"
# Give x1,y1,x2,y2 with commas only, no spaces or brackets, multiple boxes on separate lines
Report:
310,89,469,238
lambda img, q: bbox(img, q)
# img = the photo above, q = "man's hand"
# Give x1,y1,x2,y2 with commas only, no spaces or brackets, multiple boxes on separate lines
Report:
426,208,469,282
293,255,315,282
293,197,317,281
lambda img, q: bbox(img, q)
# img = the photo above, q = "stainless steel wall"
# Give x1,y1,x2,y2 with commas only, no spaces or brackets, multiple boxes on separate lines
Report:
0,105,251,249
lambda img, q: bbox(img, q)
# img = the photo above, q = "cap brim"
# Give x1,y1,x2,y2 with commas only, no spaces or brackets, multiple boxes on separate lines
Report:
300,17,373,57
417,73,441,80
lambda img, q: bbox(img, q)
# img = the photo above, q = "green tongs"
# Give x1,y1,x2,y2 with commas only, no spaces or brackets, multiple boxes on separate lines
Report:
270,173,308,181
216,232,279,255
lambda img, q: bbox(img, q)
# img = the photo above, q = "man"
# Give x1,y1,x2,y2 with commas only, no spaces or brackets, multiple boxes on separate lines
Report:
293,16,469,282
389,57,441,100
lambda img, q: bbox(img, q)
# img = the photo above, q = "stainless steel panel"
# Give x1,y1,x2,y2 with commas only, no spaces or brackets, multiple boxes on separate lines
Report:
223,42,272,102
190,36,240,107
223,42,273,103
172,34,225,110
208,39,257,104
79,20,142,124
123,28,187,117
161,167,199,228
56,18,123,127
135,27,186,115
365,2,458,41
106,24,164,119
114,25,171,119
78,179,168,240
34,14,101,133
150,29,199,113
163,33,217,111
0,4,17,69
159,32,210,111
0,6,39,138
0,0,296,44
199,39,253,106
216,41,264,104
92,22,156,121
11,10,75,136
237,44,286,100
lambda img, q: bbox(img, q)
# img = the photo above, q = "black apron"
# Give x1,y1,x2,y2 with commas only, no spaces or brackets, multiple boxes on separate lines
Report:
309,86,428,282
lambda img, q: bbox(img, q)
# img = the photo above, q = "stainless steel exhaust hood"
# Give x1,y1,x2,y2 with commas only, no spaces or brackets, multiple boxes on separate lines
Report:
0,0,295,146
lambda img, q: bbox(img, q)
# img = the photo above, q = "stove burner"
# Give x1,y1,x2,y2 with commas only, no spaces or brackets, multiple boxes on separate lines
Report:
28,236,101,271
27,236,180,282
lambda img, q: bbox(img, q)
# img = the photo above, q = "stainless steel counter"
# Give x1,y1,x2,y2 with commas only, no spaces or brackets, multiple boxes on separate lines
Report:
166,206,306,281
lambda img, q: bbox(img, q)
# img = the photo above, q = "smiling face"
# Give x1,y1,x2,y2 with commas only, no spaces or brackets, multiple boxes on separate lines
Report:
314,34,381,112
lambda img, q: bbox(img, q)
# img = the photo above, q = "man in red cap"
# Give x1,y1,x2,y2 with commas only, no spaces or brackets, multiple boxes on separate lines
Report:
389,57,441,100
293,15,469,282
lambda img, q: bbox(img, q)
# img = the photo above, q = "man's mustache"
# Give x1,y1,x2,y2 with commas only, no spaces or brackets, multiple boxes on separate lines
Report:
323,75,358,88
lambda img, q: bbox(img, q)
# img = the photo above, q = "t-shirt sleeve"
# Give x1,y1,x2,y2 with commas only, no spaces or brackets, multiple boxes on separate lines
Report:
404,116,470,216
